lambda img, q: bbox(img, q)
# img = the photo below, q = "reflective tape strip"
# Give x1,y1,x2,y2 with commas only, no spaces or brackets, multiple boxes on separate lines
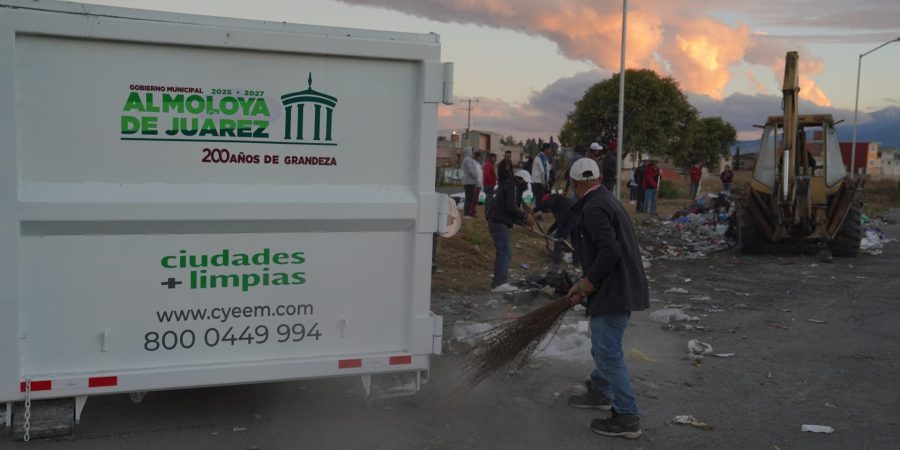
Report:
88,376,118,388
389,355,412,365
19,380,51,392
338,359,362,369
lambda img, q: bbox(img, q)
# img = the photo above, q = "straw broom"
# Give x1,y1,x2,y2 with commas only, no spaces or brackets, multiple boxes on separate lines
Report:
463,296,573,389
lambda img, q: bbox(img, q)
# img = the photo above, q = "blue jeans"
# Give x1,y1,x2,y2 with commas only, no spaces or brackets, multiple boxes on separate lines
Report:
488,221,511,287
644,188,658,215
590,312,640,416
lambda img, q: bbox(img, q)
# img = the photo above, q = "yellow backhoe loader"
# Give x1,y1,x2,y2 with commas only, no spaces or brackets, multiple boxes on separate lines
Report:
737,51,863,256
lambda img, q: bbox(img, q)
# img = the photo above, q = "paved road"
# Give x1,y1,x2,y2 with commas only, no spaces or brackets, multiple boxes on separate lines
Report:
4,212,899,449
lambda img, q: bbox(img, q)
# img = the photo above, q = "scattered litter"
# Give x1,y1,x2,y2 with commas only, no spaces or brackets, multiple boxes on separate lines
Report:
639,193,736,260
712,353,735,358
525,269,577,294
533,322,592,361
824,402,836,409
233,426,247,432
649,298,662,303
807,319,827,324
670,415,714,431
768,323,791,331
767,371,775,379
665,287,689,294
485,299,500,308
210,432,219,436
801,424,834,434
692,295,712,301
520,263,530,269
663,323,706,332
452,321,495,344
780,309,792,313
649,308,700,324
683,278,692,283
687,339,713,361
626,348,657,363
253,413,262,420
861,225,895,255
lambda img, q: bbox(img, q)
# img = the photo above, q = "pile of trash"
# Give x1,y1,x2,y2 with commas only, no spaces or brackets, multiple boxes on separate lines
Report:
636,192,736,259
860,225,894,255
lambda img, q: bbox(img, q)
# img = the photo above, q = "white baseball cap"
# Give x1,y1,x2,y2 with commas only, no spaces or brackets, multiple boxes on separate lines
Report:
514,169,532,184
590,142,603,151
569,158,600,181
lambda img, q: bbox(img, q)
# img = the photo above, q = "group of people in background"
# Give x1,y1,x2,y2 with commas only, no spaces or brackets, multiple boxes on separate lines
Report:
627,160,661,216
464,142,741,293
688,162,735,200
461,147,517,219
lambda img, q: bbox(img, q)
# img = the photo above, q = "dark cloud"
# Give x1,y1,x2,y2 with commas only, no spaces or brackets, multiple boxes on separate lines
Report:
688,91,867,136
438,70,608,139
438,71,874,141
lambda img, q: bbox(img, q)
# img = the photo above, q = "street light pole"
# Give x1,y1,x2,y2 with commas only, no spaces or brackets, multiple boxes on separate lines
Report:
850,37,899,177
615,0,628,199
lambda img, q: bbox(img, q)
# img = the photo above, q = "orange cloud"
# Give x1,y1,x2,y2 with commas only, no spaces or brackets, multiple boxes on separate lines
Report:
769,54,832,107
747,70,768,94
341,0,831,103
662,19,752,99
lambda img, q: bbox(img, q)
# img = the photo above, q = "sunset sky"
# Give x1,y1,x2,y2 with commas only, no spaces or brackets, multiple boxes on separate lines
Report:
82,0,899,141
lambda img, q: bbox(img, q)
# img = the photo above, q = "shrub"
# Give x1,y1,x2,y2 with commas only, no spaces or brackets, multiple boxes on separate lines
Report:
659,179,685,198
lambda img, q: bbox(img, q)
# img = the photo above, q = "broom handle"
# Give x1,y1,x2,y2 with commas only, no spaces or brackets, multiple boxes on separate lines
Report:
517,224,576,253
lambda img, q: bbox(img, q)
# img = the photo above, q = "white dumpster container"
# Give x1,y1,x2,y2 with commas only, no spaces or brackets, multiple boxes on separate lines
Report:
0,0,452,435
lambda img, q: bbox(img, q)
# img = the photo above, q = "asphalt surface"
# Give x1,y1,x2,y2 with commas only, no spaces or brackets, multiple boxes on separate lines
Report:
3,211,899,449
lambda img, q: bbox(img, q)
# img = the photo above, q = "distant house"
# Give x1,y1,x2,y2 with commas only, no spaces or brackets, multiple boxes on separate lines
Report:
435,130,526,183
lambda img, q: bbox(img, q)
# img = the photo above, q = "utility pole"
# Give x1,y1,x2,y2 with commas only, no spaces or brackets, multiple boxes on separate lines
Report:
615,0,628,200
462,97,479,148
851,37,899,178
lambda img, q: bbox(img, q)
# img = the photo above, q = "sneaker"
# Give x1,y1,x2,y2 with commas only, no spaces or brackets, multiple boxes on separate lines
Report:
491,283,518,293
590,414,641,439
568,390,611,410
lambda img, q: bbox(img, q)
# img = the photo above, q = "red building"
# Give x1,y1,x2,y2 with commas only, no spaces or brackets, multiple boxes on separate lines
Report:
839,142,871,176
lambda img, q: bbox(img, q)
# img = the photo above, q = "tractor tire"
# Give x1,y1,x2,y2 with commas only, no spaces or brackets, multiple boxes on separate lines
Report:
739,206,766,254
829,201,862,257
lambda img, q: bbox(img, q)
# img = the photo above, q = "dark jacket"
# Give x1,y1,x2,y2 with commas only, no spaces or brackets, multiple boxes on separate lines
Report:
497,159,514,184
634,165,645,190
571,186,649,316
535,194,575,235
487,178,527,228
602,151,618,180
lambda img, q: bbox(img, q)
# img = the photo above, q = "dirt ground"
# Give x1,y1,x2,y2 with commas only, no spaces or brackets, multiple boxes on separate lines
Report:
3,211,899,449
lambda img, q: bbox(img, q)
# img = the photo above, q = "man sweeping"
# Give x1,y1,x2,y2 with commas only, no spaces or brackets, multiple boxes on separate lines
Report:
565,158,649,439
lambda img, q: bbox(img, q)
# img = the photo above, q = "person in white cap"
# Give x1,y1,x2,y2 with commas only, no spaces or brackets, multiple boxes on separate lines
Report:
588,141,603,160
486,169,535,293
565,157,649,439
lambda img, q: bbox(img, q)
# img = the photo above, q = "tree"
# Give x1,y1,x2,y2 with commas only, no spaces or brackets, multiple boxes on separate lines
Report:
501,135,516,145
671,117,737,171
560,69,697,161
524,138,539,157
734,146,742,170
